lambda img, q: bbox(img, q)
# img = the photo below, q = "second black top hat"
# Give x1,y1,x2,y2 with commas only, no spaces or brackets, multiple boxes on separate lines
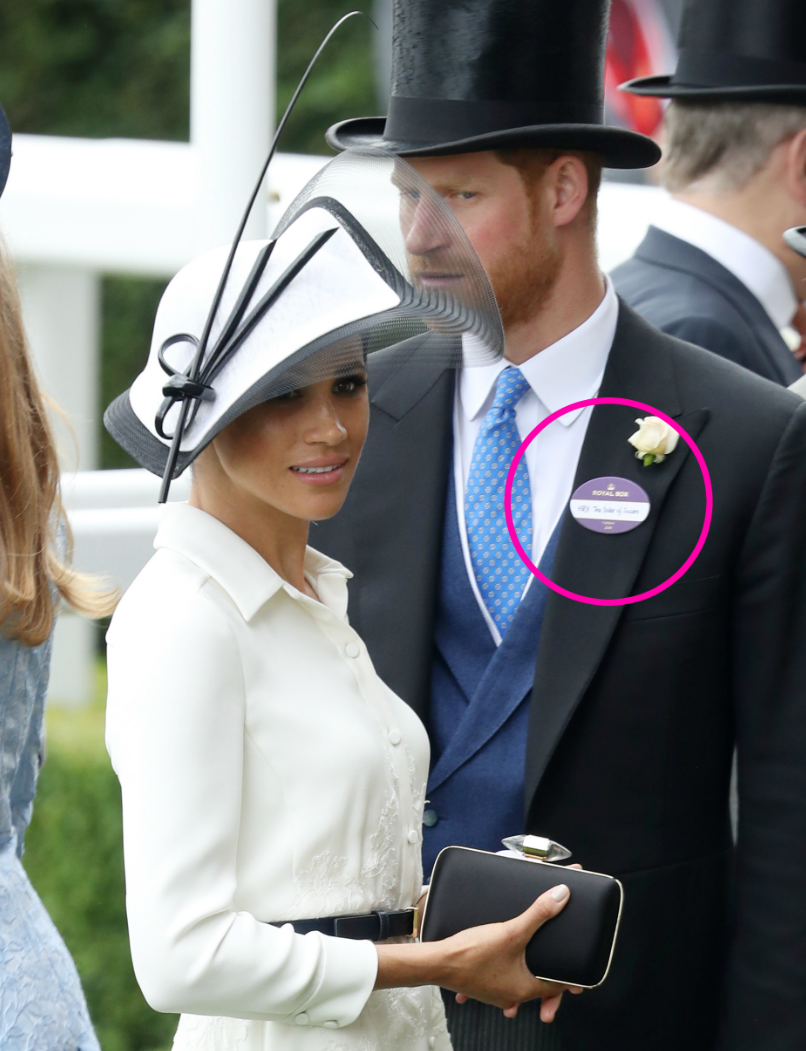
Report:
622,0,806,103
327,0,660,169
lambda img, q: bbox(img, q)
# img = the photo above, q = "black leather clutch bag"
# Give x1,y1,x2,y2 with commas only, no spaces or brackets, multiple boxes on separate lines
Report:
420,844,624,988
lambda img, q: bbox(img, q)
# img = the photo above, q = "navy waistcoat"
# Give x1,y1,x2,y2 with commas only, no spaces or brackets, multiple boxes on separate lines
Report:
423,478,560,876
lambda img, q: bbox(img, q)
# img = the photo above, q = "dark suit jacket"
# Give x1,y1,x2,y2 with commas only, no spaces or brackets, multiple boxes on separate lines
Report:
312,303,806,1051
611,226,802,386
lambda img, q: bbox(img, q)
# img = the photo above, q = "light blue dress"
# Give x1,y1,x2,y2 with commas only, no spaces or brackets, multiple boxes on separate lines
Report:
0,624,101,1051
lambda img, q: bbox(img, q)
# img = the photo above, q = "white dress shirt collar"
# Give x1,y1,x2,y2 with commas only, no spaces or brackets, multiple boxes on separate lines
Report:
154,502,352,623
653,197,798,330
460,276,618,427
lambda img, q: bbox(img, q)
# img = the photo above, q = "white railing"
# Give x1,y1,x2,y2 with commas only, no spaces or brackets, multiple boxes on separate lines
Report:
49,469,190,705
62,469,191,593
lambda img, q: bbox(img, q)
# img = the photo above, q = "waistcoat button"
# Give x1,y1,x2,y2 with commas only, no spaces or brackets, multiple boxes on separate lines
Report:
423,809,439,828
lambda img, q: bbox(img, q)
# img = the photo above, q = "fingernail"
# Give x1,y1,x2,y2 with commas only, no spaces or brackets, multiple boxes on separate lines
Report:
551,884,569,902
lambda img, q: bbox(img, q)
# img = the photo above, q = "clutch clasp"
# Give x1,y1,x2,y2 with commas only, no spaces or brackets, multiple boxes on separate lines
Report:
501,834,572,864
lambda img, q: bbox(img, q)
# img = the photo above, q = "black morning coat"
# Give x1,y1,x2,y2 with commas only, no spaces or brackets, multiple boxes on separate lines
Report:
611,226,803,386
312,302,806,1051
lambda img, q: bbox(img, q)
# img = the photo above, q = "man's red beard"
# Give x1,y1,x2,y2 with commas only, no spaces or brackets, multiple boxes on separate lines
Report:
407,213,563,333
485,219,563,332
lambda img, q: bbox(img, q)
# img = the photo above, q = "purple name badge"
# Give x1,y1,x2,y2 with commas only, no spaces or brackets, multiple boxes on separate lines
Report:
569,476,650,534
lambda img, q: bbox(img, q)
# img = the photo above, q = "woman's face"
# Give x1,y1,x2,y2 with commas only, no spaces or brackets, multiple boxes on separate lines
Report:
205,367,369,524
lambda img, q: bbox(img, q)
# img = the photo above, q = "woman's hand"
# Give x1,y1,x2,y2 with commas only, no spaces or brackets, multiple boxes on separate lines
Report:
375,883,582,1023
439,884,581,1021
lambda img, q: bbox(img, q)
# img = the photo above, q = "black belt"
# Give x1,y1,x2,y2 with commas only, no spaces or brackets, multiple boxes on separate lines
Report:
272,908,418,942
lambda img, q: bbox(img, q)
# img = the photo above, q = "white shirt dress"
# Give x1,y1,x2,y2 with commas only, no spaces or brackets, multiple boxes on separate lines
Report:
105,503,451,1051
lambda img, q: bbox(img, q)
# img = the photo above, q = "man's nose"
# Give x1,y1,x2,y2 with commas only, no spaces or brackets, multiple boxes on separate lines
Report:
404,199,452,257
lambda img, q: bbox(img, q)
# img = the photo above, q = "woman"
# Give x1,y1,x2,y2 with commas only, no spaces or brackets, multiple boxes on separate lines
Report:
104,156,577,1051
0,232,115,1046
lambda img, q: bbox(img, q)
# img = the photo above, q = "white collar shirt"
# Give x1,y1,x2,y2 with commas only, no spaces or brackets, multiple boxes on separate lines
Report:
454,277,618,644
652,197,799,331
105,503,449,1050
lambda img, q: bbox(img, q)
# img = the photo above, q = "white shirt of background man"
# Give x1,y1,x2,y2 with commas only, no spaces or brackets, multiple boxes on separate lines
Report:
652,197,799,339
454,277,619,645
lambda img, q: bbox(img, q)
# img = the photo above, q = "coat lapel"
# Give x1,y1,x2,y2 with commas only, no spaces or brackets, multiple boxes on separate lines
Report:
524,304,710,808
637,227,800,385
429,522,562,792
344,338,454,718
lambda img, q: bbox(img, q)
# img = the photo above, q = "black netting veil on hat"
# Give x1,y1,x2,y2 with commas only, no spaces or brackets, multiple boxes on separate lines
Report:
104,149,504,482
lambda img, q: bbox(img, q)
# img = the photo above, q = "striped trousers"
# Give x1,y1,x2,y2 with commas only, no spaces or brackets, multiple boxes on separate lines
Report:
443,992,563,1051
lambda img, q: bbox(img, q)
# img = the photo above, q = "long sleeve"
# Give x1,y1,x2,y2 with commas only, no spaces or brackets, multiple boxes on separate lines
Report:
719,402,806,1049
105,573,378,1027
8,633,51,858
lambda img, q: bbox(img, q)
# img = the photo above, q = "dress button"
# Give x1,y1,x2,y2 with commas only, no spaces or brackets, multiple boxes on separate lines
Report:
423,809,439,828
295,1013,310,1026
388,728,402,746
429,1038,436,1050
324,1020,339,1029
345,642,360,658
407,829,420,845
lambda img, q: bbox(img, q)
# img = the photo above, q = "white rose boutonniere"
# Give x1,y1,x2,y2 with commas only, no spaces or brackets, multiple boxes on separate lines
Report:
628,416,679,466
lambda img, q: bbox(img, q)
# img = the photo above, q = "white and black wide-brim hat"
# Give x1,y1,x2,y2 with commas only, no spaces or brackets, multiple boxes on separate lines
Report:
104,150,503,479
621,0,806,104
327,0,660,170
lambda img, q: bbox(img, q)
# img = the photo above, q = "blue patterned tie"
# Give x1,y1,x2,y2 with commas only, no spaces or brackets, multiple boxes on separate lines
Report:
465,367,533,636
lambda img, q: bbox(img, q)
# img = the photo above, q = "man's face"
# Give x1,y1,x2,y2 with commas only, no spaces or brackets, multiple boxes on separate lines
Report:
403,151,562,332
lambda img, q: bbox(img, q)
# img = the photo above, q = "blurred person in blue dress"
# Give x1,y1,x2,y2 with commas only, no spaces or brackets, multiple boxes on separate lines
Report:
0,103,116,1050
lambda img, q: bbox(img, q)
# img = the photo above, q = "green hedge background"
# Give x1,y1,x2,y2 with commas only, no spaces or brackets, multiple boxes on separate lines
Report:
4,3,377,1047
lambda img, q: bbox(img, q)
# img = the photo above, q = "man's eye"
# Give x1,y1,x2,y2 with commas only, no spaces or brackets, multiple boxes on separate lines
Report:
455,191,477,200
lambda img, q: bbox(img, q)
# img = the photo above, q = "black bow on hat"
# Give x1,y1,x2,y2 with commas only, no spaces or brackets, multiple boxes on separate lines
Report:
327,0,660,170
621,0,806,103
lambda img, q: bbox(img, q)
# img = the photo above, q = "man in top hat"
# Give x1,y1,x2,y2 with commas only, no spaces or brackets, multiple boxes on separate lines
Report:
612,0,806,385
315,1,806,1049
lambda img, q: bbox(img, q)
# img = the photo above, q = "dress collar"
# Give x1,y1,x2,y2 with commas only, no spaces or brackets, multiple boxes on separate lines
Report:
653,198,798,330
460,276,618,427
153,502,352,622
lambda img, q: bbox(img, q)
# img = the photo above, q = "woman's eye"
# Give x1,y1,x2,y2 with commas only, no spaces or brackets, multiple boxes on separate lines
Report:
334,374,367,395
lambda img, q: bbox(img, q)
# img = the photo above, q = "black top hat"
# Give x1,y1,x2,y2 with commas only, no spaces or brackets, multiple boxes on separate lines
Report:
327,0,660,170
0,105,11,198
622,0,806,103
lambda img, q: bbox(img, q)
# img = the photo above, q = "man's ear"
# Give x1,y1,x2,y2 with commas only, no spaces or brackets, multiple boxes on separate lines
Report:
547,155,590,229
785,126,806,210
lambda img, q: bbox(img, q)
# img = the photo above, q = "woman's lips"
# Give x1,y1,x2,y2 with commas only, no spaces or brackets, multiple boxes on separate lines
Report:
290,459,348,485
